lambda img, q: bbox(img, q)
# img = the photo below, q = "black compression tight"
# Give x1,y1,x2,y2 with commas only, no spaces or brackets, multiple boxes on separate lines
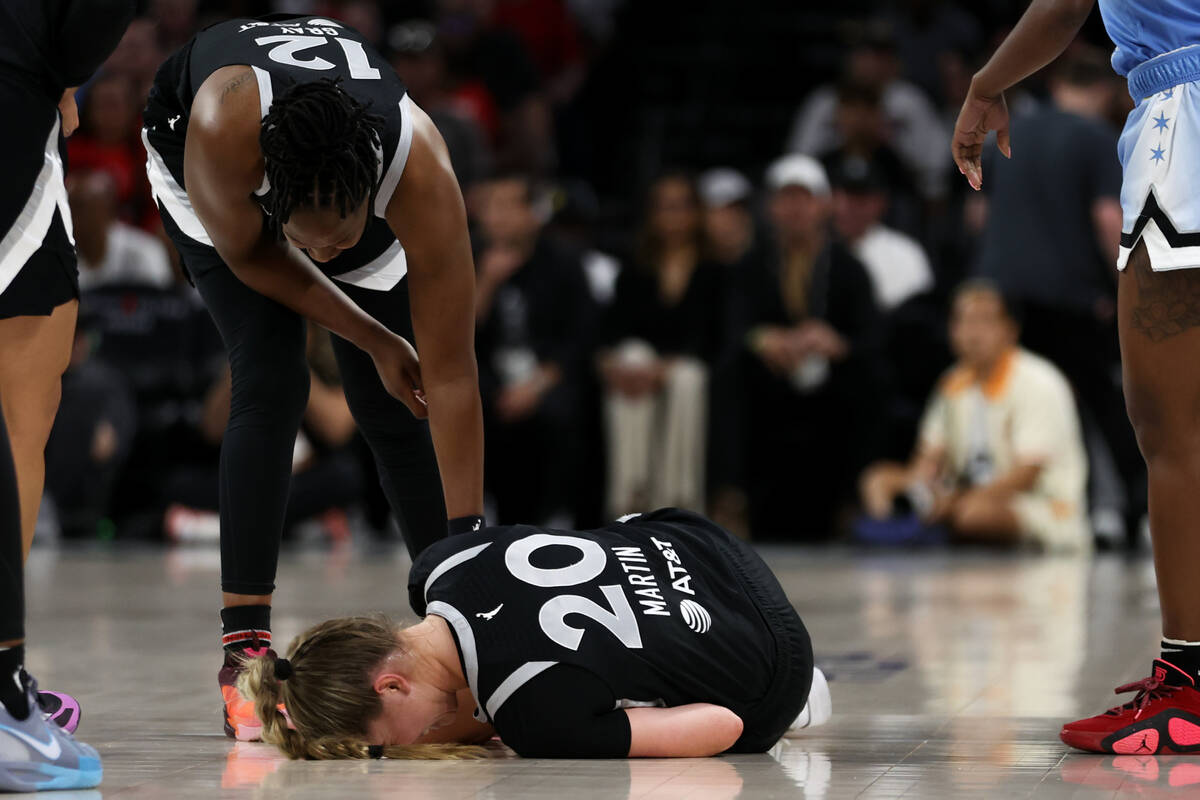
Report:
0,405,23,643
195,267,446,595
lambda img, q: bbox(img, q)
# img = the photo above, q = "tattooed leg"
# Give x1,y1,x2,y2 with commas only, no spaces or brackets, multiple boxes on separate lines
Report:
1120,240,1200,639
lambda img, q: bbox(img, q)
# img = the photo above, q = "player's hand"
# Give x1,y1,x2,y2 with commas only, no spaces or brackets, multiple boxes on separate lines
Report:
951,83,1011,191
370,333,428,419
59,88,80,137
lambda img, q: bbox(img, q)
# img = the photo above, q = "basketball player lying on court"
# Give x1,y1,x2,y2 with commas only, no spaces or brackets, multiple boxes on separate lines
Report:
238,509,831,759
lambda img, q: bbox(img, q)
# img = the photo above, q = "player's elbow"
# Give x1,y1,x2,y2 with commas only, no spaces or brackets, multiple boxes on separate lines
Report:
712,709,744,753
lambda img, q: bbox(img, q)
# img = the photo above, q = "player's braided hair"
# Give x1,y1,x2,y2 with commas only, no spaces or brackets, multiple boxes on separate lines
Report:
259,78,385,225
238,614,489,760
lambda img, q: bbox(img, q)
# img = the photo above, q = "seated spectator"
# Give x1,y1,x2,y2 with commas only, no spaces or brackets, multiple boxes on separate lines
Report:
598,171,728,517
388,21,492,190
830,160,932,312
859,281,1090,553
474,174,596,524
819,81,922,237
69,171,173,292
786,21,949,203
831,159,947,458
44,326,138,538
437,0,555,173
698,168,757,268
162,326,365,544
727,155,883,540
67,72,156,230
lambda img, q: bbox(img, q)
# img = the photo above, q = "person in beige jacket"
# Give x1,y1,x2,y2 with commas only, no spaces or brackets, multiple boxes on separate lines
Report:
861,280,1089,552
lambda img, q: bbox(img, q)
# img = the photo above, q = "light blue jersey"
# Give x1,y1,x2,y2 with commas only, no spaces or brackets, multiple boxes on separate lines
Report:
1100,0,1200,75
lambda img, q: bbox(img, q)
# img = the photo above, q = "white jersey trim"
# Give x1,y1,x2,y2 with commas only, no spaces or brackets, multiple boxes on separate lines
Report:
486,661,557,720
423,542,491,603
143,128,215,247
0,116,73,297
251,66,274,198
328,237,407,291
373,94,415,219
425,600,487,722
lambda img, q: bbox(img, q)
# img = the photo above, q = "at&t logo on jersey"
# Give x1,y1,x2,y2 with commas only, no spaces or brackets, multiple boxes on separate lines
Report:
679,599,712,634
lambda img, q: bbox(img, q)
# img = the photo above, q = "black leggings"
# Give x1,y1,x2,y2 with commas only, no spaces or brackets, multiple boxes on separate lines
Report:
194,266,446,595
0,407,22,642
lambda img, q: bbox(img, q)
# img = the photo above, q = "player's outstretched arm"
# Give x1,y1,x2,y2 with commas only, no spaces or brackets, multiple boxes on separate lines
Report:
385,105,486,521
952,0,1095,190
625,704,745,758
184,66,427,418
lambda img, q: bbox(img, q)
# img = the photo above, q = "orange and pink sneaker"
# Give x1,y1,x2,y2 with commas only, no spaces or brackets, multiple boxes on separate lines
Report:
1061,659,1200,754
220,646,272,741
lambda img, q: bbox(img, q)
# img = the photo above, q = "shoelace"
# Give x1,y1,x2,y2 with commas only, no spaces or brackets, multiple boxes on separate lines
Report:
1110,675,1182,715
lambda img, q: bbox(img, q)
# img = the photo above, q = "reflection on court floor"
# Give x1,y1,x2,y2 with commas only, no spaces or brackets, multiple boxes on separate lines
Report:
23,544,1167,798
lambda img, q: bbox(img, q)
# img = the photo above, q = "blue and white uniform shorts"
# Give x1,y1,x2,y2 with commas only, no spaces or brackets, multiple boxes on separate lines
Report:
1118,45,1200,271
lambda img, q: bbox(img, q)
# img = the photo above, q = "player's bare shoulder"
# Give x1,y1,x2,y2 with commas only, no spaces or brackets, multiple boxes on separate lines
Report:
385,102,458,220
186,65,264,192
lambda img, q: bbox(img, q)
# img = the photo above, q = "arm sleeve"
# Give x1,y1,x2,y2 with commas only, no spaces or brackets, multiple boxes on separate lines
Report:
917,389,948,452
493,665,632,758
48,0,137,87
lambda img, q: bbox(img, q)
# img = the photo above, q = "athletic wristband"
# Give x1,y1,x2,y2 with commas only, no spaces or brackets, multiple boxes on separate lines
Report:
447,515,486,535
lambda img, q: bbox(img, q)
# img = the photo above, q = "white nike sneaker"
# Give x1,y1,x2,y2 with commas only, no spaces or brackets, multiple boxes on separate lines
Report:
785,667,832,736
0,680,101,792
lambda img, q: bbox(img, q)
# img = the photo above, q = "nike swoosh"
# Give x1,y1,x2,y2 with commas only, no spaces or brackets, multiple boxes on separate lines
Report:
0,723,62,759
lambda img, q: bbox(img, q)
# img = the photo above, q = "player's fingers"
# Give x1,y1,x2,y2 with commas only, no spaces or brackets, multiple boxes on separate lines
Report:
997,126,1012,159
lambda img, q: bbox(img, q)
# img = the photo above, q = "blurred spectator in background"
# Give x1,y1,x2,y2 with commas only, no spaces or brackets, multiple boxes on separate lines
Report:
971,48,1141,540
388,21,492,190
103,18,165,101
860,281,1090,553
727,155,883,540
698,168,757,268
68,73,155,231
163,327,364,543
69,171,173,292
437,0,555,173
787,21,950,204
494,0,586,105
44,327,138,539
830,158,947,458
831,160,932,311
818,81,922,237
151,0,199,51
598,172,727,517
474,174,595,524
881,0,982,106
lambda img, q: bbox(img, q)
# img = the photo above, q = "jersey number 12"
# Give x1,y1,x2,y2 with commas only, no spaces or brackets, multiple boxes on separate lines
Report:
254,35,381,80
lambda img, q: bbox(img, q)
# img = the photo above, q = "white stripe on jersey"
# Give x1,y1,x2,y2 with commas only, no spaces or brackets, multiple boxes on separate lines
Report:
423,542,492,603
142,129,214,247
0,116,73,297
373,94,415,219
329,237,407,291
486,661,557,720
251,66,273,198
425,600,487,722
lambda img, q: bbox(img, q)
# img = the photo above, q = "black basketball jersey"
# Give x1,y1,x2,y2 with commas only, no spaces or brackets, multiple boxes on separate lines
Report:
143,15,412,291
0,0,135,297
408,509,780,727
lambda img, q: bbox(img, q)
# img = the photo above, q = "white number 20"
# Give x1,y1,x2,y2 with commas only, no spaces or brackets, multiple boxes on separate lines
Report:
255,35,381,80
506,534,643,651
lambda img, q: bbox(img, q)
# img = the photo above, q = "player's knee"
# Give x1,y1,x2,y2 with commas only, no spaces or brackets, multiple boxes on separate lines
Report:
1124,386,1198,463
230,356,310,425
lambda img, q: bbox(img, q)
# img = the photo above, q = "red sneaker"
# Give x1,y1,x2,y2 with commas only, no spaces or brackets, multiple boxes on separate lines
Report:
220,646,273,741
1061,659,1200,754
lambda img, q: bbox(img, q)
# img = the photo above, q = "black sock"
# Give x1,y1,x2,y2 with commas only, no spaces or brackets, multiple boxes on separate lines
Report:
1161,638,1200,681
220,606,272,652
0,645,29,720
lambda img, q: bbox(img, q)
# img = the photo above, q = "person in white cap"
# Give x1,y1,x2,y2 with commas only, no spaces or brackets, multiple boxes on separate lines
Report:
726,154,884,540
698,168,757,267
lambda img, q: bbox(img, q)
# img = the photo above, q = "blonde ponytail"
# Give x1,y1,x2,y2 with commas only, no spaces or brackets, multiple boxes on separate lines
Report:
236,615,488,760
